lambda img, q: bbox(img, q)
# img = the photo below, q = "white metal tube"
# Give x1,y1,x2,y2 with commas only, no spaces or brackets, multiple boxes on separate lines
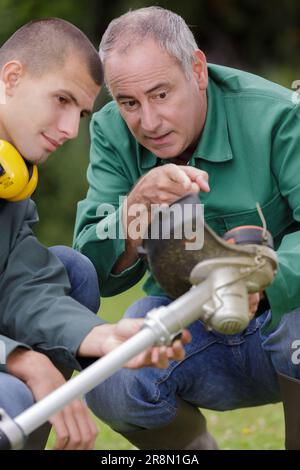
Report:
15,327,157,435
14,278,212,439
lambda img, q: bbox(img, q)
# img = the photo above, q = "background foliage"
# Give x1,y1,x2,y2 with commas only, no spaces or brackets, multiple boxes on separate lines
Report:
1,0,299,246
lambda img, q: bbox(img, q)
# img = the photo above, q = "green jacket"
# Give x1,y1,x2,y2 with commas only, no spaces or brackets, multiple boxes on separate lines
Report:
0,198,103,372
74,64,300,333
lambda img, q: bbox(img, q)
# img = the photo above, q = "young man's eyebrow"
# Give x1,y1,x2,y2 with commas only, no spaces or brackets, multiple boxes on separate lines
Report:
116,82,170,101
58,90,92,116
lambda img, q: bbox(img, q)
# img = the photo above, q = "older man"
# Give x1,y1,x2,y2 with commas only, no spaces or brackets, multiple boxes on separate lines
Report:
74,7,300,449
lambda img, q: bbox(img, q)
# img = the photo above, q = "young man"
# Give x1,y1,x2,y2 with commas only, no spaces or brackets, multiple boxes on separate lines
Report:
0,18,188,450
74,7,300,449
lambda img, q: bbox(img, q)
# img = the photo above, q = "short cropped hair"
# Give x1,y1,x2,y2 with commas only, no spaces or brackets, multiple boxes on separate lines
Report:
0,18,103,85
100,6,199,79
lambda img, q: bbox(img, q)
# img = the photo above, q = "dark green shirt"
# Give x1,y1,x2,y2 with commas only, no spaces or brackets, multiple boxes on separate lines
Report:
0,198,103,372
74,64,300,333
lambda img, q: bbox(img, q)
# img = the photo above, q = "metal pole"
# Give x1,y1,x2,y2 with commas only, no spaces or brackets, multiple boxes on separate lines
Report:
16,327,158,436
1,278,212,449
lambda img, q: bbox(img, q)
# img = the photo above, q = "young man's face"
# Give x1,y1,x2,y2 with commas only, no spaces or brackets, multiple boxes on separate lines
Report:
105,40,208,159
1,57,100,164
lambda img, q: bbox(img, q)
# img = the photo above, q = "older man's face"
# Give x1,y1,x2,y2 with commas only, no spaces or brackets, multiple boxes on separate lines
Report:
105,40,208,159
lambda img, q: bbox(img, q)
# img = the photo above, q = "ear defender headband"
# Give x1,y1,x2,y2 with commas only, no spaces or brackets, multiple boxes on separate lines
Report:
0,140,38,202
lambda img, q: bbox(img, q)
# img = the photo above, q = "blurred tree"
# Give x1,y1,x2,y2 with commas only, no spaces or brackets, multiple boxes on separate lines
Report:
1,0,299,246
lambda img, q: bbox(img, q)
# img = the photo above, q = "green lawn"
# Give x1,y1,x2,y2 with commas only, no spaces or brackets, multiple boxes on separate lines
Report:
47,281,285,450
47,403,284,450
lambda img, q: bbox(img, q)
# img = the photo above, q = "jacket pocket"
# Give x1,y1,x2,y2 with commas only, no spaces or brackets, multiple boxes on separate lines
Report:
205,192,294,240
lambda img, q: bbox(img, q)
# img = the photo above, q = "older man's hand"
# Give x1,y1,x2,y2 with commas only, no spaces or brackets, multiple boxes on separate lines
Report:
113,163,210,273
248,292,264,320
127,163,210,209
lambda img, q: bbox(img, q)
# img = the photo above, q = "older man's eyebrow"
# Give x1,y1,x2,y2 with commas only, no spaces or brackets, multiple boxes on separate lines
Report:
145,82,170,94
116,82,170,101
58,90,92,116
116,93,134,101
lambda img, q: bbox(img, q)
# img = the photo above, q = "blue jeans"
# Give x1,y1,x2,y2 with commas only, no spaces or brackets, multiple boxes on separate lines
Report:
86,295,300,433
0,246,100,420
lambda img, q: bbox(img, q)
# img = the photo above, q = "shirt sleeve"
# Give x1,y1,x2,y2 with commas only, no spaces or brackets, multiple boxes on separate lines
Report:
0,334,31,373
0,199,104,371
73,115,146,296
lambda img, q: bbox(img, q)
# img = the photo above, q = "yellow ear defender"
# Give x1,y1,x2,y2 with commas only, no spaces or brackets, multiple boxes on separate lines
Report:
0,140,38,202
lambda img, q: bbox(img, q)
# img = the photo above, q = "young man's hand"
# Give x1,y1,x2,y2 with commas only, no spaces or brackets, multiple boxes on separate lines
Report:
78,319,191,368
7,349,98,450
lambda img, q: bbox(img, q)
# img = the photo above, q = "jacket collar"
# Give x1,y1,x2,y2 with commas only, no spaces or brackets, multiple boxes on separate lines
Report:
193,77,233,163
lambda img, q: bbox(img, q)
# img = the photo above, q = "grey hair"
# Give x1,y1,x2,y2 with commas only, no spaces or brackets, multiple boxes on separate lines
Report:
99,6,199,78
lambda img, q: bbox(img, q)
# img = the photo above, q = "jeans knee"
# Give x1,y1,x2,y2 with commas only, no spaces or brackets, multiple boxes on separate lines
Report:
85,369,176,433
50,245,100,312
85,374,138,430
124,296,172,319
0,373,34,418
49,246,97,283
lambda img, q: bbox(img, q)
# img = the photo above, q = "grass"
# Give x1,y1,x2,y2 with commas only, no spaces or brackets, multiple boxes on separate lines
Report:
46,281,285,450
47,404,284,450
